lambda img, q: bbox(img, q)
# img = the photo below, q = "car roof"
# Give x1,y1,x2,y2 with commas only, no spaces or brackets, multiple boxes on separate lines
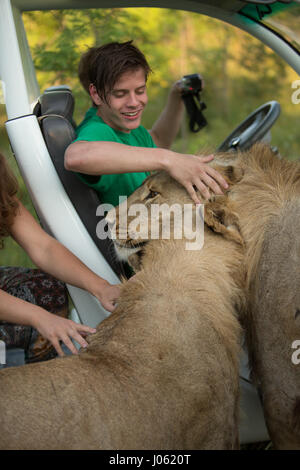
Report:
10,0,293,13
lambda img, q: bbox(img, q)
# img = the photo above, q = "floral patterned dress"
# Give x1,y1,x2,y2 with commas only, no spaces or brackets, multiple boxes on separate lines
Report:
0,267,69,363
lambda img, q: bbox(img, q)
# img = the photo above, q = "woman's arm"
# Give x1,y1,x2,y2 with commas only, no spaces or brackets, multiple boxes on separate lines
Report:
10,202,120,312
4,200,121,356
0,288,96,356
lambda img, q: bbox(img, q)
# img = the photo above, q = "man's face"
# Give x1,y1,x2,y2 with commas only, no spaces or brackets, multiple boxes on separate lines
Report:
90,67,148,133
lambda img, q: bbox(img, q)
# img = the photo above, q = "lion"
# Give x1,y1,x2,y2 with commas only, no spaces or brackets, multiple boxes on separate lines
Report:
112,142,300,450
218,143,300,450
0,165,245,450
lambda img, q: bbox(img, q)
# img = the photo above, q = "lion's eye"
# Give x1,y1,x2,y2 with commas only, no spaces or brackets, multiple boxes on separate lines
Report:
145,190,159,200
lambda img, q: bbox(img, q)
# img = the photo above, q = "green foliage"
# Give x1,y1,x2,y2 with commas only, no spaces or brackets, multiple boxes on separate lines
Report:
22,8,299,156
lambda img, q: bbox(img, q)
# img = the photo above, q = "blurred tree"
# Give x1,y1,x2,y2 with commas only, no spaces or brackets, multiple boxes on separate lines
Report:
22,7,300,155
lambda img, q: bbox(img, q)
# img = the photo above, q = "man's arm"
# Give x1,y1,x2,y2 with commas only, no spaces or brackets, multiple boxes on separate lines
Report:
149,82,185,149
65,140,228,203
65,140,167,175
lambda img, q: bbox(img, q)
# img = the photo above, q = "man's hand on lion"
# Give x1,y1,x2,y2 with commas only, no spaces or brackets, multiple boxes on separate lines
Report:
166,153,229,204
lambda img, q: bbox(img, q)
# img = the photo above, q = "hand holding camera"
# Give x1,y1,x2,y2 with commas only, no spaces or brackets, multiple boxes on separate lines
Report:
179,73,204,95
179,73,207,133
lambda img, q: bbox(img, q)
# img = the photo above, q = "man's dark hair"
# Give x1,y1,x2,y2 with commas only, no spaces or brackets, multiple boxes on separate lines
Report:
85,41,152,104
78,46,98,96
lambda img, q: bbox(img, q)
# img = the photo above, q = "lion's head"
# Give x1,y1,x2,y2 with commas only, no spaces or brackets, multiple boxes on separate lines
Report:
106,164,244,270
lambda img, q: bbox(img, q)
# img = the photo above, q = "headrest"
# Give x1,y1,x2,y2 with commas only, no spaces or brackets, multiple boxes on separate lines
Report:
34,88,74,122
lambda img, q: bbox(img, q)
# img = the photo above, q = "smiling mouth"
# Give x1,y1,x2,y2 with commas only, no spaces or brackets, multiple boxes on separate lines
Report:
121,110,142,118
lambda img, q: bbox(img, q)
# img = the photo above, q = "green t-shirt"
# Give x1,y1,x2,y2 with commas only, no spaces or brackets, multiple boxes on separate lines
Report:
76,106,98,133
74,109,156,207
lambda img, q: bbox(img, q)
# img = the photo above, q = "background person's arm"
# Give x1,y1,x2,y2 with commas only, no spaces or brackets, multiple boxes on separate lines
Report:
0,288,96,356
10,201,121,313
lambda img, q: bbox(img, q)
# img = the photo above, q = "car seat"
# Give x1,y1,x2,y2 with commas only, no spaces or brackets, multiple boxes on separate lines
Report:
33,86,126,278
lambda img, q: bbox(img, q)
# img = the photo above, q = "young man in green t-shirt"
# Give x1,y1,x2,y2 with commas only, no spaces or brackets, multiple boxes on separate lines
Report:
65,41,228,207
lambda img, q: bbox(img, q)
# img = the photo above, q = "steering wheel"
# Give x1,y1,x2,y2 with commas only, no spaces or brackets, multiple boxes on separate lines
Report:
217,101,281,152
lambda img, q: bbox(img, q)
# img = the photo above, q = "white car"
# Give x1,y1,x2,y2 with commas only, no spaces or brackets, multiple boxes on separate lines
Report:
0,0,299,445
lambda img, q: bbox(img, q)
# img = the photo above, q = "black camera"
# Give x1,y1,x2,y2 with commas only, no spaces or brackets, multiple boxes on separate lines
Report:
180,73,203,95
180,73,207,132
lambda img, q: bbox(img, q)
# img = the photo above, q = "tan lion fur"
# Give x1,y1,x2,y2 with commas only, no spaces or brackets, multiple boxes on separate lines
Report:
0,167,245,450
214,143,300,449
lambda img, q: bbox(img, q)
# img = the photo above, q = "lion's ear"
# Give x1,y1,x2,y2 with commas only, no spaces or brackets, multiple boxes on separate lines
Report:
214,164,244,186
225,165,244,184
224,165,244,185
204,196,243,246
